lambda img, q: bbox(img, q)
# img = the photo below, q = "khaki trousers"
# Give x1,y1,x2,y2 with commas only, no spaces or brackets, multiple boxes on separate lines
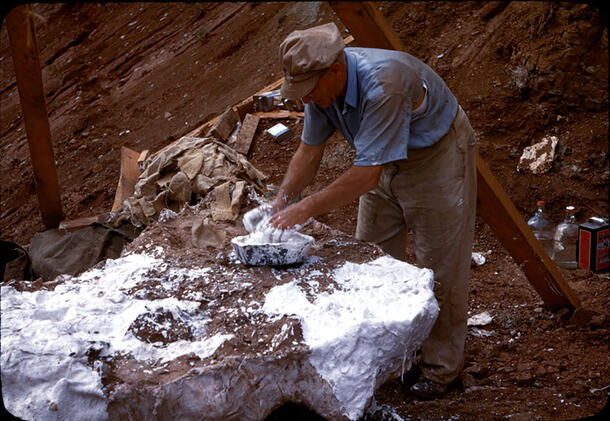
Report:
355,106,477,385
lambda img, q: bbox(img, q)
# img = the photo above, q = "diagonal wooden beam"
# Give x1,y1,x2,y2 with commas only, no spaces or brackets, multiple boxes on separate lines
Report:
475,155,580,309
329,1,580,310
6,5,64,229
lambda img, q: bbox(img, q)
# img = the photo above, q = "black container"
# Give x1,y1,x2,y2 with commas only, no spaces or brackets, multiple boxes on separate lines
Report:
577,217,610,272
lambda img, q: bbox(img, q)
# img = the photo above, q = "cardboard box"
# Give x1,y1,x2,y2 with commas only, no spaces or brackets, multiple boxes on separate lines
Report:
577,217,609,272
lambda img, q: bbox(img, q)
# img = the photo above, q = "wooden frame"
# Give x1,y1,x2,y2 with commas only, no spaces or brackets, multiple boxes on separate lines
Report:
8,3,579,310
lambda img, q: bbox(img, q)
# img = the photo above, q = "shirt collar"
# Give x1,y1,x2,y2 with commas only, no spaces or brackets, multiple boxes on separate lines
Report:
343,50,358,112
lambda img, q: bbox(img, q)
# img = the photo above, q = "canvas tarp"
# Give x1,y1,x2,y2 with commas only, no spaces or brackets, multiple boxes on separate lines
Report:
110,136,267,227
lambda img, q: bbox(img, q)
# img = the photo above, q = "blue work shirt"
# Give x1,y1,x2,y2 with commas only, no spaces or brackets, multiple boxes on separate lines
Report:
302,47,458,166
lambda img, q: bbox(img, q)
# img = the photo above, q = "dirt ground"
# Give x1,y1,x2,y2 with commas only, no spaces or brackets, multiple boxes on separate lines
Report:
1,2,608,420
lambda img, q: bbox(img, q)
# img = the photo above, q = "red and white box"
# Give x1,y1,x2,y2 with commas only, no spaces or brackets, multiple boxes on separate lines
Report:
577,217,609,273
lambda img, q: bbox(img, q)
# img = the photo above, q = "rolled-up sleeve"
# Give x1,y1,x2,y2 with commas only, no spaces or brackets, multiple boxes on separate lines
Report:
353,93,411,166
301,103,336,146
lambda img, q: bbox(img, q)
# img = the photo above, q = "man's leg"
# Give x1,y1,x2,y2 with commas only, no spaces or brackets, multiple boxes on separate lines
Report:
410,197,474,386
355,166,407,261
392,107,477,394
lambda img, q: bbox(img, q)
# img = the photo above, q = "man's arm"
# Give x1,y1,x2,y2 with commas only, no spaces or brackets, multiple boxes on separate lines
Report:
270,141,326,213
269,163,382,229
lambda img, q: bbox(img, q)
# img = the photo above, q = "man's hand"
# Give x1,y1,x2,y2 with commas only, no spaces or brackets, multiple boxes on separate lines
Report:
242,204,272,232
268,164,383,230
268,201,311,230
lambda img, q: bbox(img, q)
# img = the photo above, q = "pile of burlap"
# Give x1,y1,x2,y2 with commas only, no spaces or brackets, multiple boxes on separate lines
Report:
111,136,266,228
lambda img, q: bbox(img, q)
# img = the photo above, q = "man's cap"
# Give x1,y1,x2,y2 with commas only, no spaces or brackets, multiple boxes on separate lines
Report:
279,22,345,100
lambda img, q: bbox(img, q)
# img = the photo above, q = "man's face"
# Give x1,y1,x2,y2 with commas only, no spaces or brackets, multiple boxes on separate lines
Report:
301,62,345,108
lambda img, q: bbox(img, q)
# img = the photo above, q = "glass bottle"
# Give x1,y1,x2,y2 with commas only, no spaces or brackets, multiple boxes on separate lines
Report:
527,200,555,257
552,206,578,269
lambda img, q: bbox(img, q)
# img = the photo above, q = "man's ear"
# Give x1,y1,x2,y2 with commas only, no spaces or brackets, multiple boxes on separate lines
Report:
329,61,343,74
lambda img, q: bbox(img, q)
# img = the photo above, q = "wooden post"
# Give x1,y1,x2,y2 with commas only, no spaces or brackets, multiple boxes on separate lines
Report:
6,5,64,229
329,2,401,50
329,1,580,310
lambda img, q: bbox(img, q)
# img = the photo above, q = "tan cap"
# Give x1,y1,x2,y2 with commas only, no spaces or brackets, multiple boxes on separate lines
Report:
279,22,345,100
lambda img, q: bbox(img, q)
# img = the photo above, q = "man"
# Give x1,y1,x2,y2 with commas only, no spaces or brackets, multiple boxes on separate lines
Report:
266,22,477,398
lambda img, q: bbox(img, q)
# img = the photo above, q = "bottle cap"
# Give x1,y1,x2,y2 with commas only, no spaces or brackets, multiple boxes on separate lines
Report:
566,206,576,213
536,200,545,206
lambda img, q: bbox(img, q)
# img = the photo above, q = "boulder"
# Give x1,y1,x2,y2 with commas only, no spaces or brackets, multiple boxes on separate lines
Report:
1,209,438,421
517,135,559,174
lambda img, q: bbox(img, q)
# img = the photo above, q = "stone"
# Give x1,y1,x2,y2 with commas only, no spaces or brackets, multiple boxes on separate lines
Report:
517,135,559,174
1,217,439,421
516,371,535,385
463,363,487,377
461,374,480,389
471,252,486,267
569,308,599,328
467,311,493,326
556,307,573,324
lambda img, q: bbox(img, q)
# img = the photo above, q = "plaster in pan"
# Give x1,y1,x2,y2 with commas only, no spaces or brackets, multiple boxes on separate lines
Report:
231,230,314,266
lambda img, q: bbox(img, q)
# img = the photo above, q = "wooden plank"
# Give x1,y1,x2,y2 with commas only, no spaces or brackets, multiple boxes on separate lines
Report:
58,215,102,234
6,5,64,228
185,116,218,138
329,1,580,310
234,113,260,155
208,106,240,141
254,111,304,120
111,146,141,212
